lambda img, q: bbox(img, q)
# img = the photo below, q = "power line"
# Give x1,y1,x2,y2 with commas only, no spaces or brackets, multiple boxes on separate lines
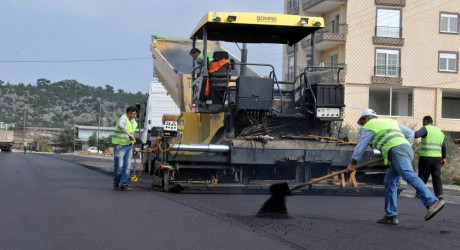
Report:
0,57,151,63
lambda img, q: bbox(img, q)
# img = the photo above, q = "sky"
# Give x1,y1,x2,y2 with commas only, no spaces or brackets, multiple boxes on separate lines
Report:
0,0,284,93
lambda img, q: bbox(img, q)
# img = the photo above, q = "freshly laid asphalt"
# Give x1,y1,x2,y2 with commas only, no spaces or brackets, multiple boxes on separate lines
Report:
1,152,459,250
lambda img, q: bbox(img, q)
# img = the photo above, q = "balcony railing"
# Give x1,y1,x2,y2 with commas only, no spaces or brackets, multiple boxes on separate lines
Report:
374,66,401,77
373,26,404,46
301,24,348,48
302,0,347,12
372,66,402,85
285,64,346,83
375,26,402,38
375,0,406,7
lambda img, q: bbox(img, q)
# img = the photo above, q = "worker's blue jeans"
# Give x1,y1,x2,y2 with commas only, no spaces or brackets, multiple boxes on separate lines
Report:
113,144,133,186
384,144,438,217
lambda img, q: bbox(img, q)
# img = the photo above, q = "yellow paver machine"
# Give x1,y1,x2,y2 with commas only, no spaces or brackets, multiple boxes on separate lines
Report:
148,12,386,194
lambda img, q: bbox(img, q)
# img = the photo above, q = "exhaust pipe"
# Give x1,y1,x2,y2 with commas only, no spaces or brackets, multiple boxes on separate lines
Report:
171,144,230,153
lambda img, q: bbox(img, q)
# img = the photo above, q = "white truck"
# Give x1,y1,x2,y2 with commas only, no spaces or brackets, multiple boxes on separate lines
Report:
0,130,14,152
141,80,180,144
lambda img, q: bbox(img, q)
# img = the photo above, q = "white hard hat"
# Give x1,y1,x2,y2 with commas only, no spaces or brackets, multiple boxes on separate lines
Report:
357,108,377,125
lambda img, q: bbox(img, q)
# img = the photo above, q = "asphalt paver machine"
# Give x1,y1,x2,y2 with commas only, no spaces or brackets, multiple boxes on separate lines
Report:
148,12,385,194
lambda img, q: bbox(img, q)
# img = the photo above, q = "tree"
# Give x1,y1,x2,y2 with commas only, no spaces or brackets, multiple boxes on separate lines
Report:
57,126,75,151
105,85,114,93
36,78,50,87
98,135,113,151
88,132,97,147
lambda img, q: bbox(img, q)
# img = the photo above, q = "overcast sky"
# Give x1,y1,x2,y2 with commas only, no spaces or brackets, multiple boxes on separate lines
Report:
0,0,284,93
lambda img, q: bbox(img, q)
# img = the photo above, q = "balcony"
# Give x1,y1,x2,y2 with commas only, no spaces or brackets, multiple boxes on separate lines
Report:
375,0,406,7
373,26,404,46
302,0,347,13
301,24,347,50
371,66,402,85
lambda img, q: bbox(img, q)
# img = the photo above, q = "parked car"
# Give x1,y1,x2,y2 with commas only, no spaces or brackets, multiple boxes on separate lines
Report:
87,147,102,154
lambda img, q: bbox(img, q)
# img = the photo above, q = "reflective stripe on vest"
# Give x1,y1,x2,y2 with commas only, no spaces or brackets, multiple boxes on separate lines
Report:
111,114,138,145
420,125,444,157
363,118,410,165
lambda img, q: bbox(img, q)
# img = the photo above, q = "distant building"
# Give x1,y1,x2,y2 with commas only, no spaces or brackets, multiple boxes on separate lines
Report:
75,125,144,141
284,0,460,138
75,125,115,141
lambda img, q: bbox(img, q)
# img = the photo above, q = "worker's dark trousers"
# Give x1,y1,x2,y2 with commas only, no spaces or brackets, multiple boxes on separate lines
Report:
418,156,443,198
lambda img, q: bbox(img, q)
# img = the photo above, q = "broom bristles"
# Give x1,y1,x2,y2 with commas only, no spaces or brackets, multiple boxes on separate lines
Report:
256,182,292,218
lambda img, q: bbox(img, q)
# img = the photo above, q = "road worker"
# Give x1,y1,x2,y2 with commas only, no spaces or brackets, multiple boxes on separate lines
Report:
347,108,445,225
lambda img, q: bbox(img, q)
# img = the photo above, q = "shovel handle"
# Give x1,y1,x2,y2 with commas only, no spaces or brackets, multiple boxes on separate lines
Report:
291,158,383,191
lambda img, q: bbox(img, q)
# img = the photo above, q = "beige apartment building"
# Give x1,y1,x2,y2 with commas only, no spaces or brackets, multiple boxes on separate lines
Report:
283,0,460,137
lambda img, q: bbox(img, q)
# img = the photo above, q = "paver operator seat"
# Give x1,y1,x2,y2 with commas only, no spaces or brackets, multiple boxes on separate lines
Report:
205,51,231,105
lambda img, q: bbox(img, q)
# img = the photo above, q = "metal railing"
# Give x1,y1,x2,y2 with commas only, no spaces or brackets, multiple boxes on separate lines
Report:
319,23,348,35
374,66,401,77
375,26,402,38
302,0,347,11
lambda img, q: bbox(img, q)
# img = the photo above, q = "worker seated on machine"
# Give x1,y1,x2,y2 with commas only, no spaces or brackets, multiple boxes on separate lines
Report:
190,48,214,75
205,51,230,96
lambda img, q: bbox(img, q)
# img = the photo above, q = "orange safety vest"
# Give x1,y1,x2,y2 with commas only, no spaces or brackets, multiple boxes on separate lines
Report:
205,59,230,96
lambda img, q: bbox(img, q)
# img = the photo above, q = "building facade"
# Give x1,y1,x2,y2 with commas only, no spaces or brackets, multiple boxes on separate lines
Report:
284,0,460,136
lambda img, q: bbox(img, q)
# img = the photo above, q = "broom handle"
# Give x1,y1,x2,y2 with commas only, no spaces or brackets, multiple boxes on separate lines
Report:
291,158,383,191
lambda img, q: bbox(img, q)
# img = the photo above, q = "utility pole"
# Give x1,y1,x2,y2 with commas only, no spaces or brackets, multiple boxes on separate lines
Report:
241,43,248,76
23,111,26,146
73,125,76,153
23,91,28,148
97,103,101,148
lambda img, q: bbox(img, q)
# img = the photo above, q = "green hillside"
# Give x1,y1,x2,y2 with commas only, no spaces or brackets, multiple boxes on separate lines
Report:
0,79,146,129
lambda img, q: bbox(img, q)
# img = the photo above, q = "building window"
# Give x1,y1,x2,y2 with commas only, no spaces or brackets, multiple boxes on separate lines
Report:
439,52,458,73
369,86,413,116
288,0,299,10
329,53,338,67
440,13,459,34
375,49,400,77
376,8,401,38
288,56,295,82
331,14,340,34
442,90,460,119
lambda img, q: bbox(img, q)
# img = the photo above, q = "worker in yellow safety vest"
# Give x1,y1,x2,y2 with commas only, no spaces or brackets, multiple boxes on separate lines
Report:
190,48,214,69
347,108,445,225
414,115,447,200
111,106,138,191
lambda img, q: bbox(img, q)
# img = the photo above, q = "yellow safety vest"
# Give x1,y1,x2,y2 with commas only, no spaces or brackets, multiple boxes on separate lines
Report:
363,118,410,165
111,114,138,145
420,125,444,157
198,51,215,63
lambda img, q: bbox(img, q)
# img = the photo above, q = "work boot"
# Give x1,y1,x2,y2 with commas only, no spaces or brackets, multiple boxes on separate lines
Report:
376,216,398,225
120,185,132,191
113,183,120,191
425,199,446,221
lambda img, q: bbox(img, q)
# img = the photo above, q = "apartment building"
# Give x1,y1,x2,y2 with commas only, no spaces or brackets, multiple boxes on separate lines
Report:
284,0,460,137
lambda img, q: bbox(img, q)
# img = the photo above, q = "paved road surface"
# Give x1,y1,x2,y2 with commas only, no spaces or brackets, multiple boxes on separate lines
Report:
1,152,459,250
